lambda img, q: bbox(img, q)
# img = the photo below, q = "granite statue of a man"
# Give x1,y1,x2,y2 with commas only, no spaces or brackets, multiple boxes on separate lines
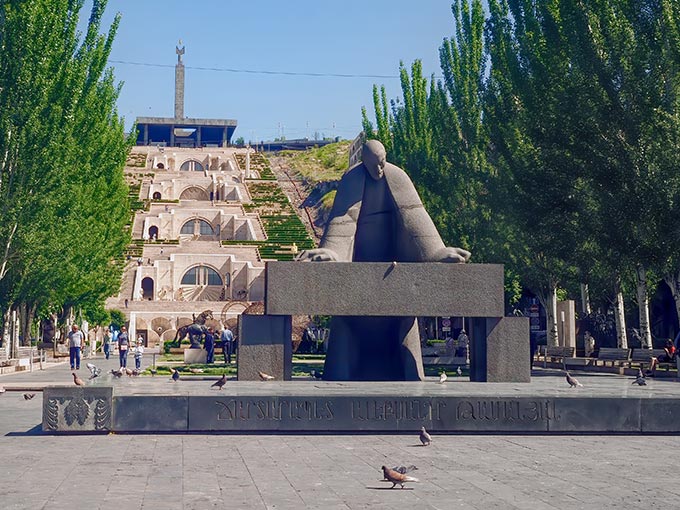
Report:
297,139,470,381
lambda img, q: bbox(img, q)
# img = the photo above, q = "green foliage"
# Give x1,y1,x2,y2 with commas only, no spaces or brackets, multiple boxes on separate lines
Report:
277,140,352,182
0,0,130,338
108,309,126,329
360,0,680,332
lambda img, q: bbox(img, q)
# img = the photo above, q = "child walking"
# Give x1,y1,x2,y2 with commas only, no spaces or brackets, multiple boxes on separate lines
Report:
133,339,144,370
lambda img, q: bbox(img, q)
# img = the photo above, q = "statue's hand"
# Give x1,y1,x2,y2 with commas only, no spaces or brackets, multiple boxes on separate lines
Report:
295,248,340,262
435,247,471,263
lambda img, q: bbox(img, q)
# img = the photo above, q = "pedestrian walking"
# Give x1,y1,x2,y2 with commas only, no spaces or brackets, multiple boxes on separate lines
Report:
205,327,215,364
67,324,85,370
220,327,234,364
133,339,144,370
102,328,112,360
118,326,129,368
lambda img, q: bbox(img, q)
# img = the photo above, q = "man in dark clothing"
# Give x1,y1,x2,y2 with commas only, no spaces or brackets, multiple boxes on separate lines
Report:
204,327,215,364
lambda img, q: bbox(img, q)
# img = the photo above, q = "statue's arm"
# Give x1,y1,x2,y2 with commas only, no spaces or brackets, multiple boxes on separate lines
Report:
386,164,470,263
297,167,364,262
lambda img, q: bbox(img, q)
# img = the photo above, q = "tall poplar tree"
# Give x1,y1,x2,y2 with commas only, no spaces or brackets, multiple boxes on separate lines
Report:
0,0,131,343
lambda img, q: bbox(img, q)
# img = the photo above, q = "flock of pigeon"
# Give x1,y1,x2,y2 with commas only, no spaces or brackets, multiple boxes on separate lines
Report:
379,426,433,489
564,368,649,389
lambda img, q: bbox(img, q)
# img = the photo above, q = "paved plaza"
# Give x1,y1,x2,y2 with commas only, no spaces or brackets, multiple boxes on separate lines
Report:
1,358,679,509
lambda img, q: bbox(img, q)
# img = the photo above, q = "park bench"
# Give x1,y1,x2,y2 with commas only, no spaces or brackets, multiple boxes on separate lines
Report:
537,346,575,368
626,348,676,373
423,355,468,367
593,347,631,367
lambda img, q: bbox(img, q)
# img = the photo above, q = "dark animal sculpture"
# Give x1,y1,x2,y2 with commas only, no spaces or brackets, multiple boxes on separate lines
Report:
171,310,213,346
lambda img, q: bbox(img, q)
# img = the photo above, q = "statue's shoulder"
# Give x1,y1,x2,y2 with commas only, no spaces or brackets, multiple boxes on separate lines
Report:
339,163,367,185
383,162,415,187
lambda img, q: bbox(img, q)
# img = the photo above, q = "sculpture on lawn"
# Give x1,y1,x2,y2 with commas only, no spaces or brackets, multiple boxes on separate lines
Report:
297,140,470,381
171,310,213,348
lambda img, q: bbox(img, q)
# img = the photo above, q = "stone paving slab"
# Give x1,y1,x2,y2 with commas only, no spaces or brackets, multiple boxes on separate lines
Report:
1,356,679,509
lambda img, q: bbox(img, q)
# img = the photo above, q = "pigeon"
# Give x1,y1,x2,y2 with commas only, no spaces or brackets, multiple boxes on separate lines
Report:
381,465,419,489
311,369,323,380
125,368,134,377
632,375,647,386
111,368,123,378
23,393,36,400
565,371,583,388
419,426,432,446
456,366,462,376
72,372,85,386
131,368,141,376
258,371,275,381
86,363,101,379
149,369,157,377
438,372,447,384
171,368,180,382
392,465,418,475
211,374,227,389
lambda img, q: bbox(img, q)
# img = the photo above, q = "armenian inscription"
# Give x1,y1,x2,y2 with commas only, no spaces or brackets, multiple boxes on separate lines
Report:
209,397,559,430
456,399,560,422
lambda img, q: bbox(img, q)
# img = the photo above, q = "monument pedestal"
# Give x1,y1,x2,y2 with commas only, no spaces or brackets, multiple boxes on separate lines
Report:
253,262,530,383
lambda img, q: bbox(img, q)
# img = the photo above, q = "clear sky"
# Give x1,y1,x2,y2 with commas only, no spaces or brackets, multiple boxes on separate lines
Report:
95,1,460,143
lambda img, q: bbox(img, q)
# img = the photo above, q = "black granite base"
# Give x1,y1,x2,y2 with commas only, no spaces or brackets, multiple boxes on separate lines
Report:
108,394,680,433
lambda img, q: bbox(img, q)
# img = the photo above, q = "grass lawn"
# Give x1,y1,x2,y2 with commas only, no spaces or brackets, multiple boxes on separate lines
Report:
145,353,470,378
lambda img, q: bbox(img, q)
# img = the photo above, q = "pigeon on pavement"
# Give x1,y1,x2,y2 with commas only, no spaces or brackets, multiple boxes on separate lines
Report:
23,393,36,400
438,372,447,384
632,375,647,386
86,363,101,379
419,426,432,446
72,372,85,386
392,465,418,475
111,368,123,378
381,466,419,489
211,374,227,389
149,369,157,377
565,371,583,388
171,368,180,382
258,371,275,381
456,366,462,376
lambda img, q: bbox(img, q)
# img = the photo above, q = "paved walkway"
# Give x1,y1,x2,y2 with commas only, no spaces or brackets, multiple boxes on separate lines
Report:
0,357,679,509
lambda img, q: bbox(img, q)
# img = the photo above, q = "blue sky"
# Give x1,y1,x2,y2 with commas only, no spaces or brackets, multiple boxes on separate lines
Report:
95,1,460,143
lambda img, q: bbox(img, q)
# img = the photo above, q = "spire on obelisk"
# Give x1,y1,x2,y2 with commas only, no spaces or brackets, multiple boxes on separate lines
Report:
175,40,185,119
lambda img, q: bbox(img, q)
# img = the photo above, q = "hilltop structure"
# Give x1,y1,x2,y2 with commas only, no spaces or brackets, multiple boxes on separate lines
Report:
135,42,237,148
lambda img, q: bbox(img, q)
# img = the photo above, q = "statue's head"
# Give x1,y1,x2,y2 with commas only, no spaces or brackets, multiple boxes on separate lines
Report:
362,140,387,180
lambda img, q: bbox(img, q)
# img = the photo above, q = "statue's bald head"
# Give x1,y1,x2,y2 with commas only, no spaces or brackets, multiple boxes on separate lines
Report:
362,140,387,180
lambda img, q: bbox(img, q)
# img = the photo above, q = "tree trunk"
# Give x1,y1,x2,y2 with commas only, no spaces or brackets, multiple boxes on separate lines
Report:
1,307,10,355
580,282,592,315
537,285,559,347
17,302,35,347
663,269,680,338
614,276,628,349
635,264,652,349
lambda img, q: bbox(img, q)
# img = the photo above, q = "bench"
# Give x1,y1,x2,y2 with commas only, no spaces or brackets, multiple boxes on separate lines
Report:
536,346,575,367
593,347,631,367
423,356,468,366
626,348,676,373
